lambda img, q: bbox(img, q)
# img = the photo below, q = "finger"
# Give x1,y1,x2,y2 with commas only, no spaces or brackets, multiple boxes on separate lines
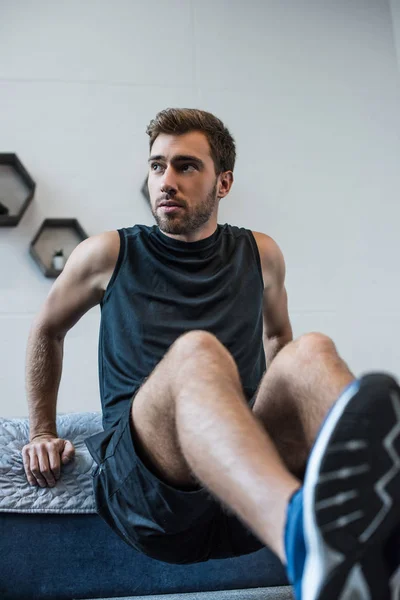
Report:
61,440,75,464
22,447,38,486
37,447,56,487
48,448,61,481
28,449,48,488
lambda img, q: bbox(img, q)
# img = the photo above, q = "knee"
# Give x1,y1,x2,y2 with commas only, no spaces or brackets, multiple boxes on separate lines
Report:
295,332,336,357
172,330,237,371
172,330,222,359
274,332,336,373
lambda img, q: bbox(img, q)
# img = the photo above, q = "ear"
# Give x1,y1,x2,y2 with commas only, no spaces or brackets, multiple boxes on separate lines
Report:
217,171,234,198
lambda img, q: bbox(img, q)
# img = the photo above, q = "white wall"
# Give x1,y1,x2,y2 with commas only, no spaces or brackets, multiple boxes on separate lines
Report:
390,0,400,68
0,0,400,418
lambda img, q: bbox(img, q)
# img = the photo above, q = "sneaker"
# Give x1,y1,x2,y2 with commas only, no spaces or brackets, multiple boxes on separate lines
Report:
285,373,400,599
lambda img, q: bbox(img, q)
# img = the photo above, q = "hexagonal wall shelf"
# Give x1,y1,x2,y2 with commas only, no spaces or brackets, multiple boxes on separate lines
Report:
0,153,36,226
29,218,88,278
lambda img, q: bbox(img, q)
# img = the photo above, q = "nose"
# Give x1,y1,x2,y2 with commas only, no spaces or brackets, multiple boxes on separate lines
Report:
160,166,178,196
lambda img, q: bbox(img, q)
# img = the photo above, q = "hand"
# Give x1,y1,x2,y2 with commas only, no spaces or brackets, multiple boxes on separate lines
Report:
22,435,75,488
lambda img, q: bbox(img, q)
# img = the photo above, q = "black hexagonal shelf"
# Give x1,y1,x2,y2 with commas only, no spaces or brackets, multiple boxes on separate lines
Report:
0,153,36,226
29,218,88,278
141,177,150,206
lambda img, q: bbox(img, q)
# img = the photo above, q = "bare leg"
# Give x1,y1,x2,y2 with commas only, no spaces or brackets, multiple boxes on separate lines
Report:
132,330,299,562
131,331,355,562
252,332,355,479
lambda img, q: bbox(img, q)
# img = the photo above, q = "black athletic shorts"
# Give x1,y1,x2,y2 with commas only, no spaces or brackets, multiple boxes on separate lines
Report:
85,394,264,565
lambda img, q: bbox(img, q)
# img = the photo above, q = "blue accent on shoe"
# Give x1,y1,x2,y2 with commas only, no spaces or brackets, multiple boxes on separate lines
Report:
283,381,361,599
284,487,306,600
294,373,400,600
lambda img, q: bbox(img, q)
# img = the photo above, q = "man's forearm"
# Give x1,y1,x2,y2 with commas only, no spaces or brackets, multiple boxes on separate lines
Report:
26,324,64,441
264,330,293,369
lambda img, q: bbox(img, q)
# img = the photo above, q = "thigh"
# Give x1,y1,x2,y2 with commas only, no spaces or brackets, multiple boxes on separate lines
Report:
251,370,308,480
92,398,221,564
131,330,236,490
130,358,200,489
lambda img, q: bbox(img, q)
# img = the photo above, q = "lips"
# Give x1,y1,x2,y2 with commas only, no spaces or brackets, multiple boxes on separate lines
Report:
159,204,184,214
158,201,184,208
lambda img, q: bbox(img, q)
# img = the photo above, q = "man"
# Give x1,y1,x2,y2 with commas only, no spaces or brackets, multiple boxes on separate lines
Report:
22,108,400,599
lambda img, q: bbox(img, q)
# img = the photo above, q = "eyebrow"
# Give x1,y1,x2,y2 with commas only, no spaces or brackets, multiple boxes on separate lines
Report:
148,154,205,168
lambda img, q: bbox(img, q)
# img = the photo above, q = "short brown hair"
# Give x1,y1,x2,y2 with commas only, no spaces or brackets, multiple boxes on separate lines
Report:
146,108,236,174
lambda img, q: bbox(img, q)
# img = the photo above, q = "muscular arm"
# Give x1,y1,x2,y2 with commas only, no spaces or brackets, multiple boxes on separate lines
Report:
26,325,64,441
24,230,120,485
252,232,293,368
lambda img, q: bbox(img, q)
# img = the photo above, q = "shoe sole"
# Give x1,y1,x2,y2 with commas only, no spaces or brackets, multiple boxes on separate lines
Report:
301,373,400,600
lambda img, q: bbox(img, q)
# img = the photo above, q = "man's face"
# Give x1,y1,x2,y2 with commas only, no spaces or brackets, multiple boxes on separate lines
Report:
147,131,223,236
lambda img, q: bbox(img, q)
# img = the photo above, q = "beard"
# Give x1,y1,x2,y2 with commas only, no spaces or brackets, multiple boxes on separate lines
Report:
151,180,218,235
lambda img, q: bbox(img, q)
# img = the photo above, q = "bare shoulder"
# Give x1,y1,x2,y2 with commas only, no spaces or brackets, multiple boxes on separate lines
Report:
33,231,121,338
67,230,120,289
251,230,286,287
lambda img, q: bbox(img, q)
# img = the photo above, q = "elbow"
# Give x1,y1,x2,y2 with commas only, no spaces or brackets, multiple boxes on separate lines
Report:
30,317,66,344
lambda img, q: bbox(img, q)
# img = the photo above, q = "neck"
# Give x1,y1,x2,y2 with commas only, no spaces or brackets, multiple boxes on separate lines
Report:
159,217,218,243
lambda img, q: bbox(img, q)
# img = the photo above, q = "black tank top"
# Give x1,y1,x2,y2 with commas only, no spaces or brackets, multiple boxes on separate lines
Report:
98,223,266,429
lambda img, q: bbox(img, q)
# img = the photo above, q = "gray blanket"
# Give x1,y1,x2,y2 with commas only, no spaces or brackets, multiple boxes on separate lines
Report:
0,412,102,513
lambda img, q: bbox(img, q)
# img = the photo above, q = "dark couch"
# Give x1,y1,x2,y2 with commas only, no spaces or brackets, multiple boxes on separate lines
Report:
0,412,293,600
0,512,292,600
